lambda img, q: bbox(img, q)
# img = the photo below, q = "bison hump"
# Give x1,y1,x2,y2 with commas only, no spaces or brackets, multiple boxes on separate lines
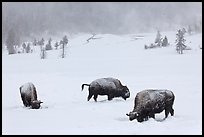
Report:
135,90,166,108
20,82,36,94
91,78,117,89
148,90,166,101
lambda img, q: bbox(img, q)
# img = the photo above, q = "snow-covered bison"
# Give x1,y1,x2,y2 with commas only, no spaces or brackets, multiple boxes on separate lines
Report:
81,77,130,101
19,82,43,109
126,89,175,122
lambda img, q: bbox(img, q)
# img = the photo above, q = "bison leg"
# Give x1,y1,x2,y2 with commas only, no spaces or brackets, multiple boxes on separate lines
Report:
107,94,113,101
170,107,174,116
144,116,148,121
149,113,155,119
93,94,98,102
21,93,29,107
87,94,93,101
165,108,170,118
165,106,174,118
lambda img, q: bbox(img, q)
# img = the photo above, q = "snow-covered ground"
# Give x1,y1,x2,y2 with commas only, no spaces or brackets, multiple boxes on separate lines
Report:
2,31,202,135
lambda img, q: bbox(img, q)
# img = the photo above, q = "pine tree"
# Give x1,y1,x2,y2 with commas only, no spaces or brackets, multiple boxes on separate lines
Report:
162,36,168,47
25,43,31,53
40,45,46,59
154,30,162,47
22,42,26,53
175,29,186,54
33,38,37,46
45,38,52,50
39,38,44,46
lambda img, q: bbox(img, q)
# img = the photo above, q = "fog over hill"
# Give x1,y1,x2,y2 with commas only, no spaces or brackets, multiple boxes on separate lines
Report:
2,2,202,42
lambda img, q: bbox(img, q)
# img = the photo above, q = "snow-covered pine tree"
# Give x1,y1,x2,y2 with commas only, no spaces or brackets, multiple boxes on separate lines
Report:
40,45,46,59
38,38,44,46
175,29,186,54
154,30,162,47
25,43,31,53
45,38,52,50
162,36,168,47
33,38,37,46
22,42,26,53
39,38,46,59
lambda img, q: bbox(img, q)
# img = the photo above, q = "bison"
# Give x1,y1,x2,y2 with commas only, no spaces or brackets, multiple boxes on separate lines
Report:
81,77,130,101
19,82,43,109
126,89,175,122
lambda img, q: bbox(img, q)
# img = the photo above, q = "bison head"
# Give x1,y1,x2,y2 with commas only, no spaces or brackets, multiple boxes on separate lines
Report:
126,111,146,122
121,86,130,100
126,111,138,121
31,100,43,109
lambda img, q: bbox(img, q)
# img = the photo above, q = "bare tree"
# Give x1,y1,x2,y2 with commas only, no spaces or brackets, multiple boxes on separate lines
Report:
86,33,102,44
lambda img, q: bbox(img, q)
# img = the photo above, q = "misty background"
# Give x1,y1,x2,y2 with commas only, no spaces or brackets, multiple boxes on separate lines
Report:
2,2,202,43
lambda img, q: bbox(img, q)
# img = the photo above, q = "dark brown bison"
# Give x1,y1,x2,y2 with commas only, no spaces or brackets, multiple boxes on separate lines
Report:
81,77,130,101
126,89,175,122
19,82,43,109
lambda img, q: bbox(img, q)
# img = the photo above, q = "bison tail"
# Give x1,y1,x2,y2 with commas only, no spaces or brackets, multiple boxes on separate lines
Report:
81,84,90,91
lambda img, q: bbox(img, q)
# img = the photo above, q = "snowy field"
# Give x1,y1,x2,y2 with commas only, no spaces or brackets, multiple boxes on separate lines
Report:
2,31,202,135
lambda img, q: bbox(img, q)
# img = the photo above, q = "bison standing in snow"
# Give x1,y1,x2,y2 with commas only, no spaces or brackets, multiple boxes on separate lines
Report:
81,77,130,101
126,89,175,122
19,82,43,109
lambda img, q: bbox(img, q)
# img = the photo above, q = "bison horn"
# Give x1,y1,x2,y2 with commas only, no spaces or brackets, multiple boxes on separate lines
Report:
126,113,130,116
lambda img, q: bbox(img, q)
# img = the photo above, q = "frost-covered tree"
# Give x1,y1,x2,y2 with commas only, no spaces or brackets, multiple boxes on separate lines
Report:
6,29,19,54
187,25,192,35
182,28,187,34
38,38,44,46
40,45,46,59
38,38,46,59
54,41,59,50
22,42,26,53
154,30,162,47
62,35,68,45
45,38,52,50
60,35,68,58
162,36,168,47
25,43,31,53
175,29,186,54
33,38,37,46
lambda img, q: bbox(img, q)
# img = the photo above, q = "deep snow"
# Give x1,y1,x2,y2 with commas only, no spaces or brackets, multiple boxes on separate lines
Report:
2,31,202,135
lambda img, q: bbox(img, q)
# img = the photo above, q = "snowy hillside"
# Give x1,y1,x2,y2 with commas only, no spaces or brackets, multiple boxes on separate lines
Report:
2,31,202,135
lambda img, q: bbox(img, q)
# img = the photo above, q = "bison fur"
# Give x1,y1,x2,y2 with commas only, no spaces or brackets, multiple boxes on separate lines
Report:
19,82,43,109
126,89,175,122
81,77,130,101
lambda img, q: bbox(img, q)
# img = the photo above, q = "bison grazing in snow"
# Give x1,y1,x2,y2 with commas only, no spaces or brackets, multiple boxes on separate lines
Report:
126,89,175,122
19,82,43,109
81,77,130,101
